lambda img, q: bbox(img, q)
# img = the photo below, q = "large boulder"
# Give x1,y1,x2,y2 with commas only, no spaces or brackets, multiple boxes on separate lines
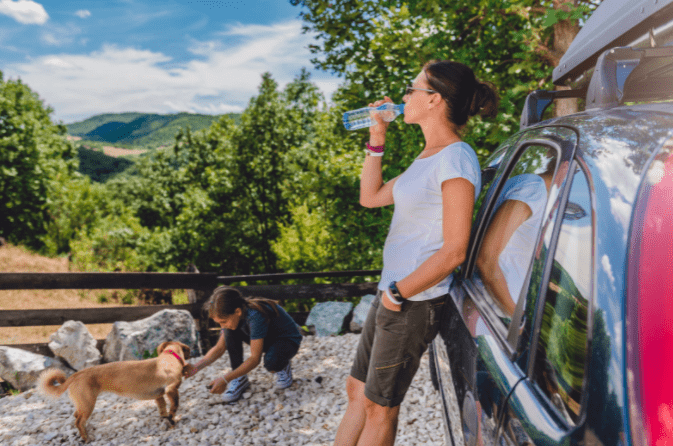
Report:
305,302,353,337
48,320,102,371
350,294,376,333
103,309,201,363
0,347,74,391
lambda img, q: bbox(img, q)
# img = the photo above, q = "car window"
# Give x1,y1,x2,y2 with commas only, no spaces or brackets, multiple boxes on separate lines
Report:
473,144,558,326
531,165,592,425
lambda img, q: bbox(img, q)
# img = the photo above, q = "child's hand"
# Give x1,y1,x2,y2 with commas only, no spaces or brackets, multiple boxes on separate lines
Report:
209,377,228,394
182,364,197,378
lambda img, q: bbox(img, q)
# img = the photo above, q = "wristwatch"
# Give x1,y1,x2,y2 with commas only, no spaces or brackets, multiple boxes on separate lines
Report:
388,281,405,305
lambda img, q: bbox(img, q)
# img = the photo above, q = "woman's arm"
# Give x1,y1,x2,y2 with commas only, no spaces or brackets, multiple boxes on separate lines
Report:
360,96,398,208
382,177,475,310
183,331,227,378
360,153,399,208
476,199,532,316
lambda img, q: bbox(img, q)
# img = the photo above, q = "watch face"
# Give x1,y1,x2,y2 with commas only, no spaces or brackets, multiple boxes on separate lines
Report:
390,282,402,299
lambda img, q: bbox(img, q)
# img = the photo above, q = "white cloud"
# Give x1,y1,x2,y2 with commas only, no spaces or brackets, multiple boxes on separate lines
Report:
40,24,81,46
6,20,342,123
601,254,616,288
589,135,643,239
0,0,48,25
74,9,91,19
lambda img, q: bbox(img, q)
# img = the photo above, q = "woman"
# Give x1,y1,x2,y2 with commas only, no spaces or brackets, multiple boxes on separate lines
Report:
182,286,302,403
334,60,499,446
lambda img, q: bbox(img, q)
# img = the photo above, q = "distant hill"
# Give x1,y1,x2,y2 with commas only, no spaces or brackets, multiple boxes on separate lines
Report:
77,147,135,182
67,112,240,148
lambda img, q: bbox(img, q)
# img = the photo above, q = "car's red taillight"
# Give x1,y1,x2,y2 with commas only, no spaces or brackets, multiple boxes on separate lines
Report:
627,147,673,446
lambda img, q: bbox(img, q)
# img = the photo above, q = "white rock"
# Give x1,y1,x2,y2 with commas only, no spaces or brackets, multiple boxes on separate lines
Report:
103,309,201,362
350,294,376,332
0,346,74,391
48,320,102,371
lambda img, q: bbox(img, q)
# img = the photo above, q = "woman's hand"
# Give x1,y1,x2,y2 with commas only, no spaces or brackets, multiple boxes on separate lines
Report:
182,364,197,378
369,96,394,145
209,377,229,394
382,289,402,312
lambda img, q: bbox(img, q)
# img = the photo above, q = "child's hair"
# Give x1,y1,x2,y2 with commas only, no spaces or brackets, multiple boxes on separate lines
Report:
422,60,499,128
204,286,280,321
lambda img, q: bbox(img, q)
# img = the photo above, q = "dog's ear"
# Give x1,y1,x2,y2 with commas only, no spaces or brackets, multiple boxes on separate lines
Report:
156,341,170,355
178,342,191,359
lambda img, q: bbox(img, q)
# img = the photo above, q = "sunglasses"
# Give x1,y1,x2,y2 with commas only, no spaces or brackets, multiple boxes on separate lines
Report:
405,85,438,95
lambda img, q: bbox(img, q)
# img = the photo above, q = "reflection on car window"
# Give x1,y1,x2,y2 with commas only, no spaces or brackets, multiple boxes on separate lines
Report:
473,148,508,222
533,167,591,425
475,145,557,321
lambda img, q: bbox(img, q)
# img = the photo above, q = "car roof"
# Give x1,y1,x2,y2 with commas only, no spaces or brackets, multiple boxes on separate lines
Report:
553,0,673,84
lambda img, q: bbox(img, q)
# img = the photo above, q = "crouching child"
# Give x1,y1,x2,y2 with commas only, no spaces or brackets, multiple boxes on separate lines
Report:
182,286,302,402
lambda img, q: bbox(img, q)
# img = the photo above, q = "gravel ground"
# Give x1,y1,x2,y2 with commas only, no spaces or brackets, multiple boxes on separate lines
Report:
0,334,448,446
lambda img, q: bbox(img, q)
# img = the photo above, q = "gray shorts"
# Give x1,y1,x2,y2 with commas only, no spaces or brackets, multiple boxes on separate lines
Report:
350,290,446,407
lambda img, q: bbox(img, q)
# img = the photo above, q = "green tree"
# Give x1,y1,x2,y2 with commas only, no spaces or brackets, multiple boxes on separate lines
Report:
96,70,325,275
222,71,323,273
274,106,391,274
0,72,77,249
42,174,114,256
290,0,597,153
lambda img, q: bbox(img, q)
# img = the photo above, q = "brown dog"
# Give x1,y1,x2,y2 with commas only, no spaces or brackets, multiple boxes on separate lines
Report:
39,341,190,443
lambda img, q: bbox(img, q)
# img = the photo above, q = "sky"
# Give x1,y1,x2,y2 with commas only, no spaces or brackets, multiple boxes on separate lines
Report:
0,0,342,124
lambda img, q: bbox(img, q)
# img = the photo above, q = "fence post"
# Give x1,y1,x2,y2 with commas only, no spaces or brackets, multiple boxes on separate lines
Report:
186,264,216,354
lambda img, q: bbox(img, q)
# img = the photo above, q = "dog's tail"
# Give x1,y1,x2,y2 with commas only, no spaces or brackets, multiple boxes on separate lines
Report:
38,368,72,398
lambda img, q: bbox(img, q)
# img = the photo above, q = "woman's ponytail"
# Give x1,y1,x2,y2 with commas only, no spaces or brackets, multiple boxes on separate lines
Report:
469,82,499,119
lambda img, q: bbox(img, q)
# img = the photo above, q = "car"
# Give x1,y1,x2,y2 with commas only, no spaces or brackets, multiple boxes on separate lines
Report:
429,0,673,445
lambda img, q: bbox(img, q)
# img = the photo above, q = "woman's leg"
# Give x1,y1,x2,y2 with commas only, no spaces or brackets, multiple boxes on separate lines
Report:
334,376,368,446
335,292,381,446
358,398,401,446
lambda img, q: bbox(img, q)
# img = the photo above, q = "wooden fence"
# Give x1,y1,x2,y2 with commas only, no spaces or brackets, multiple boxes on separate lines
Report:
0,270,380,357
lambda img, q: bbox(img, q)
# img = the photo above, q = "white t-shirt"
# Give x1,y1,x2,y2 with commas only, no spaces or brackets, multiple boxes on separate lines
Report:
378,142,481,301
493,174,548,304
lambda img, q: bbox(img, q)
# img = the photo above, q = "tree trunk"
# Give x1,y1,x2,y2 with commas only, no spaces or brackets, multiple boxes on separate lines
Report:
553,0,581,117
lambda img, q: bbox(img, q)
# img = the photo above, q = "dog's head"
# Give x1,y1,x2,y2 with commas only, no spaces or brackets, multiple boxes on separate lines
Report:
157,341,191,360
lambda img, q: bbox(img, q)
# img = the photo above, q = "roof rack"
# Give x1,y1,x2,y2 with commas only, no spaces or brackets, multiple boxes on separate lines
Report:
586,46,673,109
519,88,587,129
553,0,673,85
521,44,673,128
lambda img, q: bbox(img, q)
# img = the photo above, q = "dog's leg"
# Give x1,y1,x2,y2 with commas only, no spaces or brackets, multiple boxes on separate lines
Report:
70,384,98,443
155,396,174,426
165,383,181,426
73,400,95,443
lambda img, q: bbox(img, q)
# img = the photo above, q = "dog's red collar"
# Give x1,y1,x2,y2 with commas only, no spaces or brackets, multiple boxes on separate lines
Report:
162,349,185,367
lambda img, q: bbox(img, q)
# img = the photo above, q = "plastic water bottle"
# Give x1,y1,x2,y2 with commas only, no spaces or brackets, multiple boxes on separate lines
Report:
342,103,405,130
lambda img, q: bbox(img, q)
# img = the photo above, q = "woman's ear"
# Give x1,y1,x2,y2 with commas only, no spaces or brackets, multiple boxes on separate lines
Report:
427,92,444,110
235,307,243,318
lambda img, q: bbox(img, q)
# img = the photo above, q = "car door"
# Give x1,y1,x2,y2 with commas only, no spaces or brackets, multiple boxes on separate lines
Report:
501,158,594,446
433,126,578,446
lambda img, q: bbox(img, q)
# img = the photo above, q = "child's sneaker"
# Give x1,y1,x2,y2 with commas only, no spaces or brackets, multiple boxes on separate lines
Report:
275,362,293,389
222,375,250,403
